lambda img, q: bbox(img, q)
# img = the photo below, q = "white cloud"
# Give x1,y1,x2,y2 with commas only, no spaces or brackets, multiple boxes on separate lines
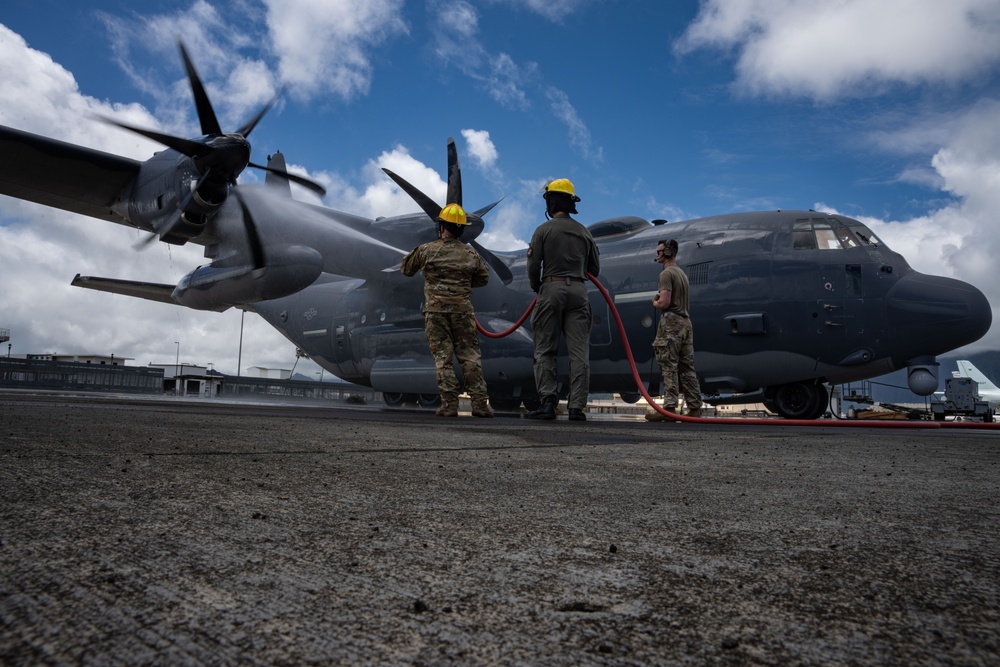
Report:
461,129,500,172
676,0,1000,351
677,0,1000,100
264,0,408,102
488,0,595,23
0,18,433,374
546,88,603,164
818,99,1000,350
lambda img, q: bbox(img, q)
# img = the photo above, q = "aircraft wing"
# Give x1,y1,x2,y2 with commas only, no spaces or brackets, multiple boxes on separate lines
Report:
71,274,229,313
0,125,140,225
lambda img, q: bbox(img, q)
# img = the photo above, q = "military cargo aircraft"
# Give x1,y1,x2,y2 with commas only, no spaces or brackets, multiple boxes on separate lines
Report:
0,45,992,418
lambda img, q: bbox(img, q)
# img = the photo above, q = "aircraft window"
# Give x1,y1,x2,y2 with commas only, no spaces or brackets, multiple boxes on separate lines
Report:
847,223,882,247
827,218,860,249
846,264,862,295
794,218,860,250
815,226,842,250
793,220,816,249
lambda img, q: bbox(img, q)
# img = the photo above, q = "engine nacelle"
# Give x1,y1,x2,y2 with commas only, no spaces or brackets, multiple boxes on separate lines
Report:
172,244,323,310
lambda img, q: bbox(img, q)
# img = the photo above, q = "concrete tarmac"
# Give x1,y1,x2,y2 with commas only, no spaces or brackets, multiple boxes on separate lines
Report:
1,392,998,666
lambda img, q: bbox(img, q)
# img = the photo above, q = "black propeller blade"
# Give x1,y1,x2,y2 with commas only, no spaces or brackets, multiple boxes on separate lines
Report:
249,160,326,196
178,42,223,136
102,39,326,249
381,167,443,222
233,187,267,273
470,239,513,284
447,137,462,207
382,137,513,284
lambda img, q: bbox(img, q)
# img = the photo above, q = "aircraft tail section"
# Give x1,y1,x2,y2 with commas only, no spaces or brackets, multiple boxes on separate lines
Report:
956,360,1000,393
956,360,1000,409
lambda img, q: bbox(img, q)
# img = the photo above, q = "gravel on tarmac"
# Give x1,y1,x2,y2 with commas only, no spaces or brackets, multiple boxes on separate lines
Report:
1,394,998,666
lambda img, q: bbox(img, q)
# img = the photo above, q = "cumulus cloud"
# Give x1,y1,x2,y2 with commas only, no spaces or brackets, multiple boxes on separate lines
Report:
461,129,500,171
676,0,1000,100
676,0,1000,351
816,98,1000,349
0,18,429,375
263,0,408,102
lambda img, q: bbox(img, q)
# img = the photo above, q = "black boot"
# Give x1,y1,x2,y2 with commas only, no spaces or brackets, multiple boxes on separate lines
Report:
527,396,556,420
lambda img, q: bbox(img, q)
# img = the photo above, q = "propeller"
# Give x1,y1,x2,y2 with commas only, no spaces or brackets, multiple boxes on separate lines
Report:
382,137,512,283
103,41,326,248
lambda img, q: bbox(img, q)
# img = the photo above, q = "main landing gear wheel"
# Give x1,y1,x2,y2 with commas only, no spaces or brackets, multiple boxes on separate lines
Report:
382,392,405,408
766,382,829,420
489,395,522,412
521,396,541,412
619,392,641,404
417,394,442,409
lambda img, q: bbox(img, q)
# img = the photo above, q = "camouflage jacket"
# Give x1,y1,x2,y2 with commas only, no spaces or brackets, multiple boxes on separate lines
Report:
401,237,489,313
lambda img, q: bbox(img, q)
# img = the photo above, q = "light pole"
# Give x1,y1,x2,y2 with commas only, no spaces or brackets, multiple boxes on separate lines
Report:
174,341,180,374
237,309,245,377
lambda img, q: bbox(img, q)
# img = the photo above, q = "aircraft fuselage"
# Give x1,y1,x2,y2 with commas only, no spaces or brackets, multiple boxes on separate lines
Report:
252,209,991,418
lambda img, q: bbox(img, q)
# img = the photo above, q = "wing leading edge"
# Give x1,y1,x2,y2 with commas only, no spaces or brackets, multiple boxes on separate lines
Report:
0,125,140,225
70,274,229,313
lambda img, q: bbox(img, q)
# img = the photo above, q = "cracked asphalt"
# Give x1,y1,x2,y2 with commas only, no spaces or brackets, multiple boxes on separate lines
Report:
1,392,998,665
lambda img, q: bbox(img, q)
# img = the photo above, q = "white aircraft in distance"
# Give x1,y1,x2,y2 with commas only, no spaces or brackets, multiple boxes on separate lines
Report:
954,360,1000,409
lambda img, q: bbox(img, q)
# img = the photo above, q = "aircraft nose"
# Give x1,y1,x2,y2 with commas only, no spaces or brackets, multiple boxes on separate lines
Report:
886,271,992,360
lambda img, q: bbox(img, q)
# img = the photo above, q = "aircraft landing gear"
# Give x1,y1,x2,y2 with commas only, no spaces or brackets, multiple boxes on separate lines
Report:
765,382,829,420
382,392,405,408
488,395,522,412
417,394,441,409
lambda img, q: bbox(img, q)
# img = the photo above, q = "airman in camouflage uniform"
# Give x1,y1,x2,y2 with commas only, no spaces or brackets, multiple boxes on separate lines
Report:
648,238,703,421
401,203,493,417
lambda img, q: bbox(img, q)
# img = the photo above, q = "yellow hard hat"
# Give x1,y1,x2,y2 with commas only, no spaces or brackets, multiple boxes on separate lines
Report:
438,202,468,225
542,178,581,202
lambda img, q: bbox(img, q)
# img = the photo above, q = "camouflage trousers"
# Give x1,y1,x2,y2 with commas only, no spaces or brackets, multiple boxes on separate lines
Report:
653,315,703,411
424,311,489,405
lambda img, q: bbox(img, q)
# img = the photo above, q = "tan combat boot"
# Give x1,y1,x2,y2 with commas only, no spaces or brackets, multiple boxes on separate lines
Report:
645,405,679,422
435,401,458,417
471,400,494,418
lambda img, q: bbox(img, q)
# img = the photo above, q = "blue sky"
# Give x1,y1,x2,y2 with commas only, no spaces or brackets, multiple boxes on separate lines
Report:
2,0,1000,375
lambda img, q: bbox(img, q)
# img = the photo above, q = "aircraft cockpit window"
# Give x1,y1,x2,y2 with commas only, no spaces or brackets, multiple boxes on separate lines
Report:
847,222,882,247
793,218,862,250
793,220,816,249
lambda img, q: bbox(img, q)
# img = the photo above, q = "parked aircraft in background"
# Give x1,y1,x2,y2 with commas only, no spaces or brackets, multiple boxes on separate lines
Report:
955,360,1000,409
0,44,992,418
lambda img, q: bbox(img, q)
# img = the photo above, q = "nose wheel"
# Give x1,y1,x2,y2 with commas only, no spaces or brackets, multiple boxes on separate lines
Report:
765,382,829,420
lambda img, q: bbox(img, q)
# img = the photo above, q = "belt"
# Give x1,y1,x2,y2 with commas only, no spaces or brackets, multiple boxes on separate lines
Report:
542,276,584,284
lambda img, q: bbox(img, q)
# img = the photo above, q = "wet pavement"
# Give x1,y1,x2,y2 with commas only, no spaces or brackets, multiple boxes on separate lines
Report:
1,392,998,665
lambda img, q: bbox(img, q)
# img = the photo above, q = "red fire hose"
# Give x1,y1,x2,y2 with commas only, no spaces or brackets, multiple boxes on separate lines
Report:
476,273,1000,430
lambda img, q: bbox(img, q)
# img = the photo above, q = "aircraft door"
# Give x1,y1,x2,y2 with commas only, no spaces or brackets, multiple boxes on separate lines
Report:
330,311,360,379
815,264,872,358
